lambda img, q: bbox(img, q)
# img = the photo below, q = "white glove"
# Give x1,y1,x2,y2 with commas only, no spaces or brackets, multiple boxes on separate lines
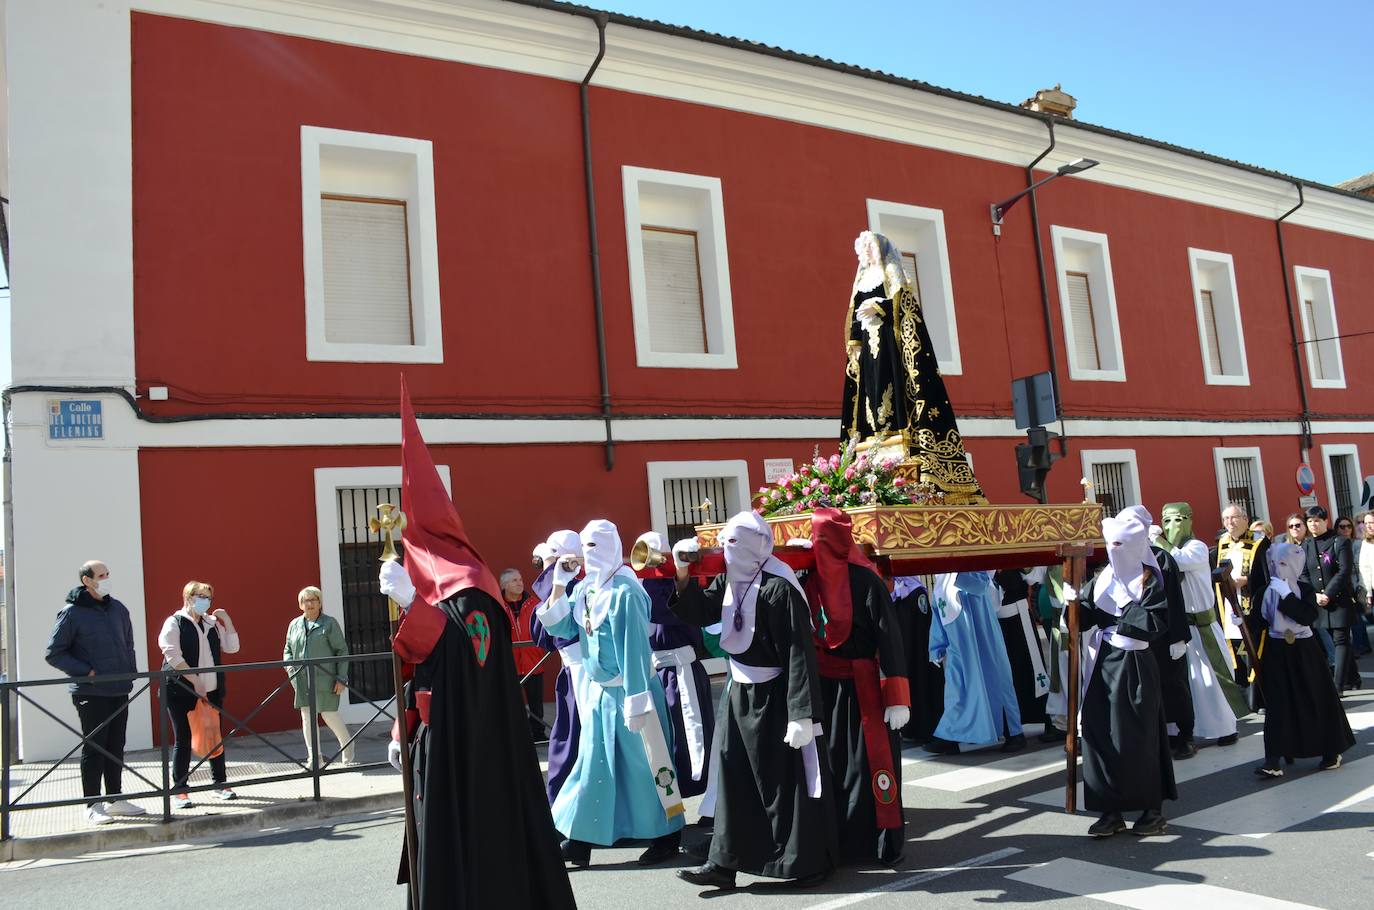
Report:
671,538,701,563
784,537,813,549
855,298,884,323
552,557,580,588
931,652,946,668
625,711,649,734
1148,524,1163,545
783,720,814,750
379,560,416,610
1169,641,1188,661
387,739,403,773
884,705,910,731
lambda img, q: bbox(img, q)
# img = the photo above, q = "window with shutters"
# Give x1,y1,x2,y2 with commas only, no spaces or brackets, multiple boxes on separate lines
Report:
646,460,750,545
1321,445,1362,520
1187,249,1249,385
623,167,737,369
1051,227,1125,381
865,199,964,374
302,127,442,364
1294,266,1345,388
1080,449,1141,517
1212,447,1268,525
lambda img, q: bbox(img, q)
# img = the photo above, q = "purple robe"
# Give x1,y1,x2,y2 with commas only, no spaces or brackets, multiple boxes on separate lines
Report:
644,577,715,798
529,570,581,804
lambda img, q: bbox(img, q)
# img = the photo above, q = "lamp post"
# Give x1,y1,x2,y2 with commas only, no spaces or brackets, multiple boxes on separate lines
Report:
990,157,1098,235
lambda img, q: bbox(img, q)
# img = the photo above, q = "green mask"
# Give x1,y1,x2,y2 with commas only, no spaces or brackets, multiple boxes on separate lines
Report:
1161,502,1194,548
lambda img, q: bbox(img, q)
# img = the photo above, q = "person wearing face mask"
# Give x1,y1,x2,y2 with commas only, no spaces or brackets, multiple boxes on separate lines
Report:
1254,543,1354,776
158,581,241,808
283,586,354,767
1074,509,1177,837
670,511,838,891
534,519,685,868
46,560,144,826
527,530,587,806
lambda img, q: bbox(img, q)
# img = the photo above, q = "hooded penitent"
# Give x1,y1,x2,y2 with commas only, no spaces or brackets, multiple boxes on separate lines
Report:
1161,502,1195,549
806,507,878,649
718,511,806,655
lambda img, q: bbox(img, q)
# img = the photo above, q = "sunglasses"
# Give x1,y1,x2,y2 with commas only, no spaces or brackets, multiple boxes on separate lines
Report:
1287,523,1304,529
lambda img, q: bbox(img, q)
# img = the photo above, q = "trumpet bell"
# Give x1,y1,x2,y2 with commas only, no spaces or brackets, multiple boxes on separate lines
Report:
630,538,666,571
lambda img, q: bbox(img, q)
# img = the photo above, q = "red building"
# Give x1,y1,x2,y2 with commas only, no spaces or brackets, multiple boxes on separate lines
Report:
6,0,1371,757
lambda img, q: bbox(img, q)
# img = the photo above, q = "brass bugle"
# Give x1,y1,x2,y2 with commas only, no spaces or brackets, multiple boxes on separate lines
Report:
630,538,667,571
530,555,545,570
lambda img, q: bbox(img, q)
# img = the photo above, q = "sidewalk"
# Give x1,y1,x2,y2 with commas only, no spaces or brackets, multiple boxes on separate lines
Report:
2,719,411,862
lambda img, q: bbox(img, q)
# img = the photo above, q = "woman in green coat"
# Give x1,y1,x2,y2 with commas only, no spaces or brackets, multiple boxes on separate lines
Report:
284,587,354,765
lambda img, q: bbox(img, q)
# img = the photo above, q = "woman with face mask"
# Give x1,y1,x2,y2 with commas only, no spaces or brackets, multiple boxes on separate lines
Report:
157,581,240,808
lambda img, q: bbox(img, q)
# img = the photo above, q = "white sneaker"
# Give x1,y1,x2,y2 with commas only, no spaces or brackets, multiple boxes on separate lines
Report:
211,787,238,801
104,798,147,817
86,803,114,825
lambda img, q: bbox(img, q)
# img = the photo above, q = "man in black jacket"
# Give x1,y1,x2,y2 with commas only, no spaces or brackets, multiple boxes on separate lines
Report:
45,560,145,824
1301,506,1358,694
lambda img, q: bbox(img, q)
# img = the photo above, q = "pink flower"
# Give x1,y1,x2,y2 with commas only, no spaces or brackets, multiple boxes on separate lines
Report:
786,490,796,501
829,453,841,469
799,465,810,477
848,484,859,494
856,455,870,471
770,489,782,501
893,477,906,487
844,466,856,480
820,484,831,494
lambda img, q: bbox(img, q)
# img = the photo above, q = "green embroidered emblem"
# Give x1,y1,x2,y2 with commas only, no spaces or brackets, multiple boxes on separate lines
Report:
871,768,896,805
655,766,677,796
465,610,490,666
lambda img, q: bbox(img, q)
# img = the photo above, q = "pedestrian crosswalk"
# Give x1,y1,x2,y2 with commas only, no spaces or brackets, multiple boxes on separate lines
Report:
1007,858,1324,909
894,704,1374,842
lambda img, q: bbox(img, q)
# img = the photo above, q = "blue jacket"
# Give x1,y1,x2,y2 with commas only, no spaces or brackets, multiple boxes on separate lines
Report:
45,587,138,696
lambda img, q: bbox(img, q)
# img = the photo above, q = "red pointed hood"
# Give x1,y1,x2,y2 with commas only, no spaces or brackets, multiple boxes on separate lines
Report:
400,378,503,607
807,507,877,649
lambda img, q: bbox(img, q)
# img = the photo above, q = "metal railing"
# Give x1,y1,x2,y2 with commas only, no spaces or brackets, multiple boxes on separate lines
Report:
0,652,396,840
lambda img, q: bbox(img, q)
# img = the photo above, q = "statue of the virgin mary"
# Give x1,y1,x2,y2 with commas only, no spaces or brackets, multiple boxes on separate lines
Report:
841,230,985,504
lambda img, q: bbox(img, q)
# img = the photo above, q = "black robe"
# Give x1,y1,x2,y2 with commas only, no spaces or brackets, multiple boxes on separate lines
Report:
1147,546,1195,741
992,570,1048,726
839,282,983,501
399,589,576,909
895,583,944,743
1079,571,1178,815
1258,581,1355,762
806,564,908,864
672,573,838,880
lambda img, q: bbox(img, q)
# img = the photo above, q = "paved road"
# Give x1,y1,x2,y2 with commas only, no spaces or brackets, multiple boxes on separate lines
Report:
6,679,1374,910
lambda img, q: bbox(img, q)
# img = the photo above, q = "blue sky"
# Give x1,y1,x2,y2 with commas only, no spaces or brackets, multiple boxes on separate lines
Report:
2,1,1366,390
596,0,1369,186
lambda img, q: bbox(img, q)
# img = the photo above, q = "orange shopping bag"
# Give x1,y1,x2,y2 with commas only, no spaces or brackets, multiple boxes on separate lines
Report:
190,699,224,759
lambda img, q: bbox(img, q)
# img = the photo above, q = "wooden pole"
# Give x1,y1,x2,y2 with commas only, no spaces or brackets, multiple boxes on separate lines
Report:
1059,543,1092,814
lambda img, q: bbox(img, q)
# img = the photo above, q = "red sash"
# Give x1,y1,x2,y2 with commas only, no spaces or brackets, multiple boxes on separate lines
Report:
815,651,902,829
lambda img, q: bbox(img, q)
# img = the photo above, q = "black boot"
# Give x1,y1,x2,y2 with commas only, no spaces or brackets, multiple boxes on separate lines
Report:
1172,738,1198,759
1131,810,1168,836
1088,812,1125,837
923,736,959,754
638,831,681,866
561,838,592,866
677,862,737,890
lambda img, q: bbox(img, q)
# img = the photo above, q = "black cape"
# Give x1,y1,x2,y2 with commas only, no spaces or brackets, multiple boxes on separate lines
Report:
1079,570,1178,814
1258,582,1355,762
399,589,576,909
1147,546,1195,740
895,583,945,744
992,570,1048,726
672,573,838,880
807,564,907,864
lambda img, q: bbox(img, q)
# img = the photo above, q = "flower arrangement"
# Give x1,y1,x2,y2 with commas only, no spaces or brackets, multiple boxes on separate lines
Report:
753,441,944,517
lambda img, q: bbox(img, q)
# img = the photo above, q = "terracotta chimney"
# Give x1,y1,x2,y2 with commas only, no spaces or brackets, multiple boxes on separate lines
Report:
1021,84,1077,119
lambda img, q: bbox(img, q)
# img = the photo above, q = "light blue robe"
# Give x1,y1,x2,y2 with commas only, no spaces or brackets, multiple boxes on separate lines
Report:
537,572,684,845
929,572,1023,744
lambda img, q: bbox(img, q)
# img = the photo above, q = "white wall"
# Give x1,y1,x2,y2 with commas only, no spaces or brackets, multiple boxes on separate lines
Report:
9,393,150,760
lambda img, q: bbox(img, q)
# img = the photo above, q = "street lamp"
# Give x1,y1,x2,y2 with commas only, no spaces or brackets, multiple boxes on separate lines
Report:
990,157,1099,234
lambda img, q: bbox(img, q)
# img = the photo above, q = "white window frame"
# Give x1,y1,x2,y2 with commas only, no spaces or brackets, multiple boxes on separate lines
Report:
302,126,442,364
646,460,750,544
313,465,450,723
865,199,963,375
1080,448,1142,509
1212,446,1269,523
1294,266,1345,389
1187,248,1250,386
1319,444,1362,518
623,166,737,369
1051,226,1126,382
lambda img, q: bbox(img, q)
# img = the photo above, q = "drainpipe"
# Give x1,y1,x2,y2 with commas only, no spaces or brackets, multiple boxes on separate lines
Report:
1274,183,1310,453
579,12,615,470
1025,116,1069,456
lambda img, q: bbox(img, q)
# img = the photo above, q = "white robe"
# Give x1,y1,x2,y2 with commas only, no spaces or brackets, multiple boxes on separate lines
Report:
1172,540,1241,738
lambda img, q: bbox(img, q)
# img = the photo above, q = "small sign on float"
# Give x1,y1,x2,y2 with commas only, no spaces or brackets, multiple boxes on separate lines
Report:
763,458,795,483
48,399,104,440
